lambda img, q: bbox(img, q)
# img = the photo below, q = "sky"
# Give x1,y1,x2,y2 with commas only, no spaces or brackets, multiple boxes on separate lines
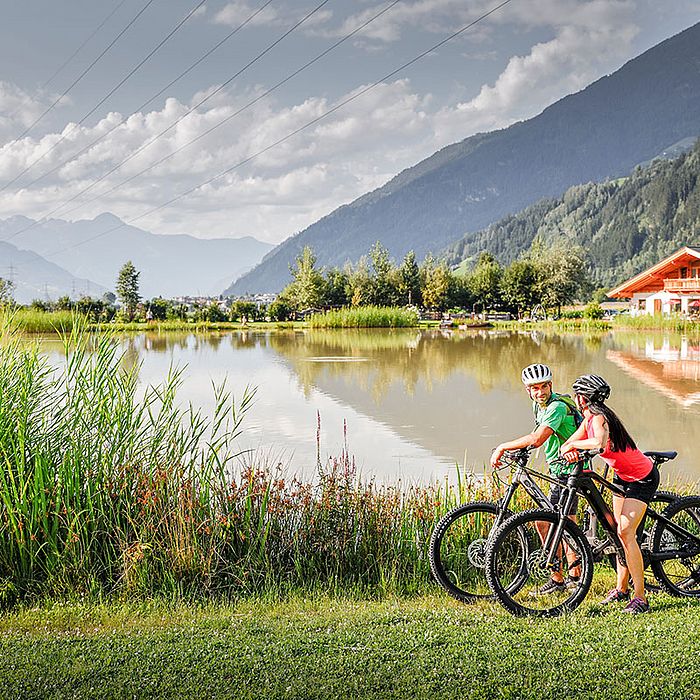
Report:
0,0,698,245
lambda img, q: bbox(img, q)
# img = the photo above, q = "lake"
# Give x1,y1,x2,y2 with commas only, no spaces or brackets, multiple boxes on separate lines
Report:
35,327,700,486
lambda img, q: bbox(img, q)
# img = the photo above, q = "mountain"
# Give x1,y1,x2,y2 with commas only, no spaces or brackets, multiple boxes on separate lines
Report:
0,240,106,304
443,139,700,286
0,214,273,298
229,22,700,295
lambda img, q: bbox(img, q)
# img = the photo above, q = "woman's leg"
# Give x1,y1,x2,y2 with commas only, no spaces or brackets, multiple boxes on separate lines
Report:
612,495,629,591
617,496,649,600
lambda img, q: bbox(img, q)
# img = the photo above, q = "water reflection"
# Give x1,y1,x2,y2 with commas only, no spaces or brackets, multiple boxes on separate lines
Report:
607,334,700,408
30,328,700,484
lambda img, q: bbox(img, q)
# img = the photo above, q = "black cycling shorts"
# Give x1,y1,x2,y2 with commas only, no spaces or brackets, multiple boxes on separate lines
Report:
613,465,660,505
550,477,579,516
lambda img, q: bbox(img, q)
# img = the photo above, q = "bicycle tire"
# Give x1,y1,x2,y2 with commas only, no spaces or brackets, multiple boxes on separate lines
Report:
485,508,593,617
650,495,700,597
429,501,513,603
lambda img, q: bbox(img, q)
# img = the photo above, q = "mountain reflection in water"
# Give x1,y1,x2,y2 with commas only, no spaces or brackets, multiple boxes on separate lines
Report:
32,328,700,484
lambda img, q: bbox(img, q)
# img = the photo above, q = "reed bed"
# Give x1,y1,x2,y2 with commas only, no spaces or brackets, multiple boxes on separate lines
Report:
613,315,700,333
308,306,419,328
1,308,81,333
0,320,494,605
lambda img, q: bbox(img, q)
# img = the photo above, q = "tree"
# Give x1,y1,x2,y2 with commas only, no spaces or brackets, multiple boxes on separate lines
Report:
500,259,539,316
116,261,141,321
325,268,350,307
347,257,373,307
149,297,170,321
397,251,422,306
529,241,590,315
0,277,14,304
469,253,503,311
286,247,326,310
268,297,293,321
420,255,452,311
369,241,398,306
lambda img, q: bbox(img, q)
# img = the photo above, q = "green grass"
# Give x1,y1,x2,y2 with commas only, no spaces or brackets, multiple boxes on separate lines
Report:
613,314,700,332
1,308,83,333
495,318,612,331
308,306,419,328
1,594,699,699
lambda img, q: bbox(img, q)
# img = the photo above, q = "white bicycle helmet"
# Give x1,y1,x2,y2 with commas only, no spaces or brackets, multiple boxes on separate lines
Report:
521,363,553,386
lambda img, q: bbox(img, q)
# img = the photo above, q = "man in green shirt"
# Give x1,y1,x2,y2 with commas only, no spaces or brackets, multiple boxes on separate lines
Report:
490,363,582,593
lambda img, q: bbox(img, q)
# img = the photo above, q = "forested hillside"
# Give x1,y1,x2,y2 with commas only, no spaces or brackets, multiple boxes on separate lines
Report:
229,22,700,294
444,141,700,286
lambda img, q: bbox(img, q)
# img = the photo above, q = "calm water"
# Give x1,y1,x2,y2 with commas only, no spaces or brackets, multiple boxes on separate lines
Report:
35,328,700,485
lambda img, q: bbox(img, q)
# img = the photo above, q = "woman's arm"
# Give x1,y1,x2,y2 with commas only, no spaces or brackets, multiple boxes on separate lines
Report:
561,415,609,461
560,421,588,453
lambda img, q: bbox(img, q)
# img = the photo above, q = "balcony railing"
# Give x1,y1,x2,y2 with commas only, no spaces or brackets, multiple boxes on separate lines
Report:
664,278,700,292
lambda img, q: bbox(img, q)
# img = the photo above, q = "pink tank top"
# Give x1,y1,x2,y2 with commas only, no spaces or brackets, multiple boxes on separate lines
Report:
584,416,653,482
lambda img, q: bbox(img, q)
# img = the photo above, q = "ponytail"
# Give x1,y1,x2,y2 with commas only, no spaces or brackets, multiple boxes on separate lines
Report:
587,402,637,452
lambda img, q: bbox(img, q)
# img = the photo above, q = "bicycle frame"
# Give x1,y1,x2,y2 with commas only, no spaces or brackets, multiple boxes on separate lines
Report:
494,449,560,523
541,463,700,570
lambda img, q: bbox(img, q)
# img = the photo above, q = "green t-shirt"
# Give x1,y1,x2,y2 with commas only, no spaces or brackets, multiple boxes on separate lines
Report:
533,393,579,476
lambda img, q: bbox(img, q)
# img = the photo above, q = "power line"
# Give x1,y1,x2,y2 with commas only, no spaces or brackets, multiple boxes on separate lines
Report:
2,0,131,128
10,0,513,270
2,0,329,242
6,0,157,148
2,0,206,192
18,0,276,193
36,0,404,223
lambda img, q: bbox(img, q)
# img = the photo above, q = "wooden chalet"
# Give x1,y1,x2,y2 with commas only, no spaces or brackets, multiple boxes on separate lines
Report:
608,246,700,316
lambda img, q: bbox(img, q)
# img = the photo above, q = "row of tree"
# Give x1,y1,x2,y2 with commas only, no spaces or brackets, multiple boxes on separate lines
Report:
3,243,594,322
274,241,592,317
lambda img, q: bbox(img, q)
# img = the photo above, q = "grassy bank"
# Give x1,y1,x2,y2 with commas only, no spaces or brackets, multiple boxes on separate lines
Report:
1,595,699,699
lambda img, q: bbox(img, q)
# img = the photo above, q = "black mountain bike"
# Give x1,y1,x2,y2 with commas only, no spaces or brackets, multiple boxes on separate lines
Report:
429,447,677,603
484,451,700,616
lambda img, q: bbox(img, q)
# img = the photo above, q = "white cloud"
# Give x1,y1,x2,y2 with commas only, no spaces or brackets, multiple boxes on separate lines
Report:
0,0,689,247
0,80,438,242
213,1,279,27
0,81,68,143
432,3,640,143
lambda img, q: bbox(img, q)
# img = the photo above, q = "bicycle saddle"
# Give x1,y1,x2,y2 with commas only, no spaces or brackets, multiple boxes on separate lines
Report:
643,450,678,463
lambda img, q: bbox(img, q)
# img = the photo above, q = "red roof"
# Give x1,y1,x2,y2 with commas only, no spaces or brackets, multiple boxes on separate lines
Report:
608,246,700,298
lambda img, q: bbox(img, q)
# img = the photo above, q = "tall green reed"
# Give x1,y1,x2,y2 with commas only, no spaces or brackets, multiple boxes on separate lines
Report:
308,306,419,328
0,318,493,605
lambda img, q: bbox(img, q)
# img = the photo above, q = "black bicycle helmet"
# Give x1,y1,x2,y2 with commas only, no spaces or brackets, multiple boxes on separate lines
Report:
572,374,611,403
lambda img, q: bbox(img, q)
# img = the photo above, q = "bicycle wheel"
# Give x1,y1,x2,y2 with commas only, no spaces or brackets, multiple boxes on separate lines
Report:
429,501,514,603
485,508,593,617
650,495,700,597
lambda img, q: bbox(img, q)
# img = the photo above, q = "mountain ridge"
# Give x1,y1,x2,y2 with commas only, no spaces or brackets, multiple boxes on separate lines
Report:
0,214,273,298
229,21,700,295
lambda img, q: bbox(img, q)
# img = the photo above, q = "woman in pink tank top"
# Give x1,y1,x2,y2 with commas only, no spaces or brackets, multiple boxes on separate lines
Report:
560,374,659,614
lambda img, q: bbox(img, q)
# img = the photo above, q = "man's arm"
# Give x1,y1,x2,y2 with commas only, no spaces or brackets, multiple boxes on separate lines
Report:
490,424,554,467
